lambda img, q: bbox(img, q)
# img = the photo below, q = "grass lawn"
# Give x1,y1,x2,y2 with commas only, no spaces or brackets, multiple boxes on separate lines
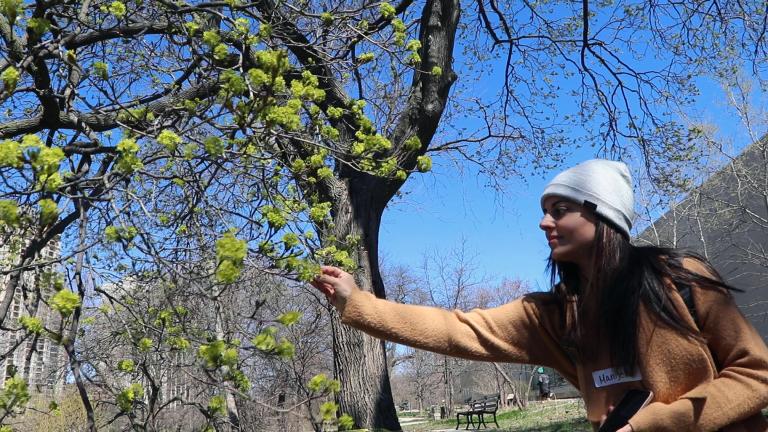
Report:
402,399,591,432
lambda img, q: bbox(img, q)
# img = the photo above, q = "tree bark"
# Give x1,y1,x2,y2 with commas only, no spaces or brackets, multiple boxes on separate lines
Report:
328,174,401,430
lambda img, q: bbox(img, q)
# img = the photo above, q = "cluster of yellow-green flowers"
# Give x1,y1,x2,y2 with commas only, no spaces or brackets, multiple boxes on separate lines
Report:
50,290,81,317
18,316,43,334
215,231,248,283
198,339,251,391
0,134,66,192
117,383,144,412
307,373,354,429
0,375,30,414
104,224,138,243
1,66,20,92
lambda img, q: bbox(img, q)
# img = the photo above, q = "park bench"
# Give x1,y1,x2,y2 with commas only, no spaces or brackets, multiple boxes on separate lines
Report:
455,395,500,430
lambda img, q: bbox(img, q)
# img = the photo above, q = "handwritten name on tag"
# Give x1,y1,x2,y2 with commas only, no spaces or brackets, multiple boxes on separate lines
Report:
592,367,642,388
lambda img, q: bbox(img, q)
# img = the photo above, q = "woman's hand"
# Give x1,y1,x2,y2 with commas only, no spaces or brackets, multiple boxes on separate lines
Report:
310,266,359,311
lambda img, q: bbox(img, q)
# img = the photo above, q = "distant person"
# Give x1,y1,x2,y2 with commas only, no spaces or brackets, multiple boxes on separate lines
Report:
312,159,768,431
537,367,551,401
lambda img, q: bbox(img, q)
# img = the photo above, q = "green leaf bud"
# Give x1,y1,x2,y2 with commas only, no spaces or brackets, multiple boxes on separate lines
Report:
39,199,58,226
308,373,328,392
0,139,22,167
0,200,20,227
282,233,300,249
213,43,229,60
379,2,396,19
416,155,432,172
108,1,127,18
93,61,109,79
316,166,333,180
19,316,43,334
252,330,276,351
27,18,50,36
117,383,143,412
326,106,344,119
277,311,302,326
291,159,306,172
391,18,406,33
339,413,355,430
157,130,182,152
431,66,443,76
50,290,80,317
202,30,221,47
0,0,22,26
320,401,338,421
137,337,153,352
320,12,334,26
358,52,375,64
406,39,422,52
309,202,332,224
208,395,227,416
203,136,224,157
403,135,421,152
262,206,287,229
117,359,135,372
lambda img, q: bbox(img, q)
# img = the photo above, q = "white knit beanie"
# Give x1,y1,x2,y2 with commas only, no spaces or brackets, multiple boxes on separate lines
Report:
540,159,634,237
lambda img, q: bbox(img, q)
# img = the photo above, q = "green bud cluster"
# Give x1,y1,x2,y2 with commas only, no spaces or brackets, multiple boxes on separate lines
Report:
27,18,50,36
38,199,58,226
391,18,406,47
107,1,126,18
50,290,81,317
116,137,143,173
307,373,341,394
0,200,20,227
104,225,138,243
18,316,43,334
314,244,355,270
117,383,144,412
252,326,295,359
198,339,239,369
1,67,20,92
0,375,30,413
117,359,135,372
208,395,227,416
379,2,396,19
23,135,65,192
0,139,23,167
93,61,109,79
215,232,248,283
157,130,182,153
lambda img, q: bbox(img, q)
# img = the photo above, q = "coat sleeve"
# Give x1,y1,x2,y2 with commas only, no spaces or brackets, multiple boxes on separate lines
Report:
628,260,768,432
340,289,578,384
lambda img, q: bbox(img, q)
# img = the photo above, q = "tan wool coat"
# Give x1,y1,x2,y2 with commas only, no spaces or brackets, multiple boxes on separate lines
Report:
339,260,768,431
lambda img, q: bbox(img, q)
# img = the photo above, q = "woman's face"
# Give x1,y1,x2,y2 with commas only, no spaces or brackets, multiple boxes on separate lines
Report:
539,196,597,268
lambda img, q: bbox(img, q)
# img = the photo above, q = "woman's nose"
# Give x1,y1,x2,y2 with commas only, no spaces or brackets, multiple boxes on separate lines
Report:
539,213,555,231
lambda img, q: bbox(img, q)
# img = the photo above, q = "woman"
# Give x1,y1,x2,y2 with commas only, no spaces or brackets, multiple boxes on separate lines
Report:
312,159,768,431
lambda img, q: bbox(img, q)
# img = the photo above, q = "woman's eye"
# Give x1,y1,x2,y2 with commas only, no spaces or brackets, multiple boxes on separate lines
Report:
551,206,570,219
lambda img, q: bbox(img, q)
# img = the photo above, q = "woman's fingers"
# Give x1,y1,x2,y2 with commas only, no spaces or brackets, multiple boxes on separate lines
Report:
320,265,344,277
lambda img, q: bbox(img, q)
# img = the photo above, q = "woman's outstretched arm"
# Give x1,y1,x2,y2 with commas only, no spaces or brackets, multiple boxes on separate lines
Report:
312,266,578,383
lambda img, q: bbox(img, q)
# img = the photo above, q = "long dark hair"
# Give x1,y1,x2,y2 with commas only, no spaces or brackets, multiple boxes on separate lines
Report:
548,218,739,374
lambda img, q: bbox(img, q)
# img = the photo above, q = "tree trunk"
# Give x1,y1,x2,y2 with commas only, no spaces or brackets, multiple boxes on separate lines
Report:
328,175,400,430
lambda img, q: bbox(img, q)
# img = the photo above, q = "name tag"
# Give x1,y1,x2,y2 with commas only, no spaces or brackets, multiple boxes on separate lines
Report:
592,367,642,388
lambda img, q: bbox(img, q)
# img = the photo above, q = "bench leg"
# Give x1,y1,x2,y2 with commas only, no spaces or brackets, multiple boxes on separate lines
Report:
478,413,486,428
455,413,460,430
